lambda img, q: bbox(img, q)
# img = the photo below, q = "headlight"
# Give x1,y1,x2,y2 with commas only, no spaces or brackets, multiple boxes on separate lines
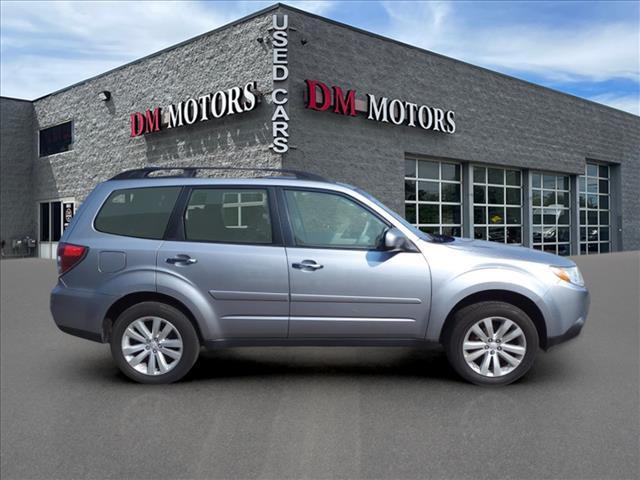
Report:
550,266,584,287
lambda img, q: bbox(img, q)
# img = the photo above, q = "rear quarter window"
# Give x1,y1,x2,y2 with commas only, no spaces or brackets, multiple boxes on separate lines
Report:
95,187,181,239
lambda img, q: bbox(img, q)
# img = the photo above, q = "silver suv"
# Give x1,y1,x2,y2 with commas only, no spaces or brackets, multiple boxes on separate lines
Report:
51,167,589,385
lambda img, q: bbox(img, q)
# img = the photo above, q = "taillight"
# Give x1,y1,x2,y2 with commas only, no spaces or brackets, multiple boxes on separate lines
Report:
57,242,88,275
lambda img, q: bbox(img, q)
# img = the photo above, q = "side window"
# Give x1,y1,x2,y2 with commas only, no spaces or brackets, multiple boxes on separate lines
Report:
284,190,388,249
95,187,181,239
184,189,272,244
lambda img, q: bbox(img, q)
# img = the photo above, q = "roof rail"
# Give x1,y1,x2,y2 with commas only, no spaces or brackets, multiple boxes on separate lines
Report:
109,166,328,182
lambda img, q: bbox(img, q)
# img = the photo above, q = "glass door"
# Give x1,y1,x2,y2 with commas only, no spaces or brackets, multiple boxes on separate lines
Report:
38,199,74,259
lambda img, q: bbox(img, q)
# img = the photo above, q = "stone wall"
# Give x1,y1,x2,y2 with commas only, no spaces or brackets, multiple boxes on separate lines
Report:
0,97,35,255
31,12,279,206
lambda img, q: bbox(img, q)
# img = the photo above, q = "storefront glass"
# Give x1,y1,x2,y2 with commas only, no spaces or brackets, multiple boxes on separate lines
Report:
531,172,571,255
472,166,522,244
405,158,462,237
579,163,610,254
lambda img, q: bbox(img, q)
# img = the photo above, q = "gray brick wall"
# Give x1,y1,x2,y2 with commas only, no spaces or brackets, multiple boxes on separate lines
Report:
31,12,279,206
281,7,640,251
0,97,35,254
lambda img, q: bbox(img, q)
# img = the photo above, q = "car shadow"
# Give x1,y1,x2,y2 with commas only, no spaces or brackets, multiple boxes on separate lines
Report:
182,346,461,383
67,345,565,386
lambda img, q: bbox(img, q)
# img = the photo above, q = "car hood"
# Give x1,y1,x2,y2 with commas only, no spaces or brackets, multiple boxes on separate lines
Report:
426,237,576,267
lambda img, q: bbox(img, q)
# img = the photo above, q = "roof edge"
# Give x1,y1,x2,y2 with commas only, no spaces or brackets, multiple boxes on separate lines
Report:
0,95,33,103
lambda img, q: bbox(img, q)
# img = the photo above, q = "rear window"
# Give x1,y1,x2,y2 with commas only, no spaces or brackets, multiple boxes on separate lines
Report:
95,187,181,239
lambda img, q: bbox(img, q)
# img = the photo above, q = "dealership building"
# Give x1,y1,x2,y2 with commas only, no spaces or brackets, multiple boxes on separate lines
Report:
1,3,639,259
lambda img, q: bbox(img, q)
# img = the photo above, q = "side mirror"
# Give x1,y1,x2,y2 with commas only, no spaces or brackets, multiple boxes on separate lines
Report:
383,227,416,252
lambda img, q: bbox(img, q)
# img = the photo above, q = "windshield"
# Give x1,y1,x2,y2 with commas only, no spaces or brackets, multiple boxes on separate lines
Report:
349,185,432,241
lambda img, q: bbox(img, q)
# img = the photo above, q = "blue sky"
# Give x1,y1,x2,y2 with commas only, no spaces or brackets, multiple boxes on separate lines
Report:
1,1,638,114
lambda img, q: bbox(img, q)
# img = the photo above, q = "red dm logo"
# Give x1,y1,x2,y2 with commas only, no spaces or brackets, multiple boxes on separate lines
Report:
305,79,357,116
130,108,161,137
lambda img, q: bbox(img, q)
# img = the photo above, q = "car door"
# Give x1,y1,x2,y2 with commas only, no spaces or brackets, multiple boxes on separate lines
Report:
157,186,290,339
281,188,431,338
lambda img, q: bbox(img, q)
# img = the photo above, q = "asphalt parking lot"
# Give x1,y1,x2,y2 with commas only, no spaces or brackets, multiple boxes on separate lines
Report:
1,252,638,480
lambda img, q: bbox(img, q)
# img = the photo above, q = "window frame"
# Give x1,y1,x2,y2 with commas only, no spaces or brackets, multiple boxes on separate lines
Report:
471,165,523,245
579,162,610,254
404,157,463,237
530,171,572,255
277,187,392,251
168,185,284,246
38,120,74,158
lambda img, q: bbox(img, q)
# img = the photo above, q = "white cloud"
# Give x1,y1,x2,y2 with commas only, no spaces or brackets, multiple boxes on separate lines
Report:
1,0,638,112
380,1,640,83
0,1,337,99
590,93,640,115
1,1,232,98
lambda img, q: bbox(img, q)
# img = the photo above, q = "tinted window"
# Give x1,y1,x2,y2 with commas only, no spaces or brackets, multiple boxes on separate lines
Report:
184,189,272,244
39,122,73,157
40,203,50,242
285,190,387,249
95,187,180,239
51,201,62,241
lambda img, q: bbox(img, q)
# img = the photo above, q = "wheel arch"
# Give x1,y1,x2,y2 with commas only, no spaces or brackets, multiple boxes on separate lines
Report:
103,292,203,344
438,290,548,349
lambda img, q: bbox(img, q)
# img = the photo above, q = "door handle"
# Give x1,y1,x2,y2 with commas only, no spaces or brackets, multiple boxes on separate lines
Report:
292,260,323,271
166,254,197,266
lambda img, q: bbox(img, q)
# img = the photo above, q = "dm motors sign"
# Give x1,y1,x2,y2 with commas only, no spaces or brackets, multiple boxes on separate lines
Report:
129,81,260,137
305,79,456,134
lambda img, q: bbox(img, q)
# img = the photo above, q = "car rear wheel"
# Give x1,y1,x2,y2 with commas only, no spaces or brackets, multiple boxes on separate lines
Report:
445,301,539,386
110,302,199,384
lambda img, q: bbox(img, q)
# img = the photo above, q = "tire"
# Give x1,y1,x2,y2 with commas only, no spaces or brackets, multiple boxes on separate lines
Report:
110,301,200,384
444,301,539,386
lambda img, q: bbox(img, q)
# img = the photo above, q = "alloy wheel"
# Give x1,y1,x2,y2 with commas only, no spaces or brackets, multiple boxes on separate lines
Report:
121,317,183,376
462,316,527,377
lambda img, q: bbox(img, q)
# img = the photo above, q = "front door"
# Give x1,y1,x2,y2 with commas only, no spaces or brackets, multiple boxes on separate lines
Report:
38,199,75,258
282,188,431,338
157,186,290,339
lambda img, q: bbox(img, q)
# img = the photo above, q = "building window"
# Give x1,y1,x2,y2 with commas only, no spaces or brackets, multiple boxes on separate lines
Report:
531,173,571,255
472,166,522,244
404,158,462,236
579,163,610,254
39,121,73,157
221,191,269,229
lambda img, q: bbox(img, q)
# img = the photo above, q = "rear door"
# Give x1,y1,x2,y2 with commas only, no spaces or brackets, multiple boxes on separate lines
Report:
157,186,290,339
280,188,431,339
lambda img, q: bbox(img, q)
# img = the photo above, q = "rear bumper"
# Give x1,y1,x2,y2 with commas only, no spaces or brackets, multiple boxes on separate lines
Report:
50,284,116,343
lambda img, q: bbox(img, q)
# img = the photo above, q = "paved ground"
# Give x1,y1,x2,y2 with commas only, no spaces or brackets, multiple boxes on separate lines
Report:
1,252,638,480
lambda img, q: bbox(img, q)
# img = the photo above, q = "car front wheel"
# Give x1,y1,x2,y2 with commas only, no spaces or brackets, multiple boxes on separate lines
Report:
445,301,539,386
110,302,200,384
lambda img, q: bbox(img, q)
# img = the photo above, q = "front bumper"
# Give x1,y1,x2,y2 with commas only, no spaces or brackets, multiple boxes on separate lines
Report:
546,315,586,348
540,282,590,350
50,283,117,343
